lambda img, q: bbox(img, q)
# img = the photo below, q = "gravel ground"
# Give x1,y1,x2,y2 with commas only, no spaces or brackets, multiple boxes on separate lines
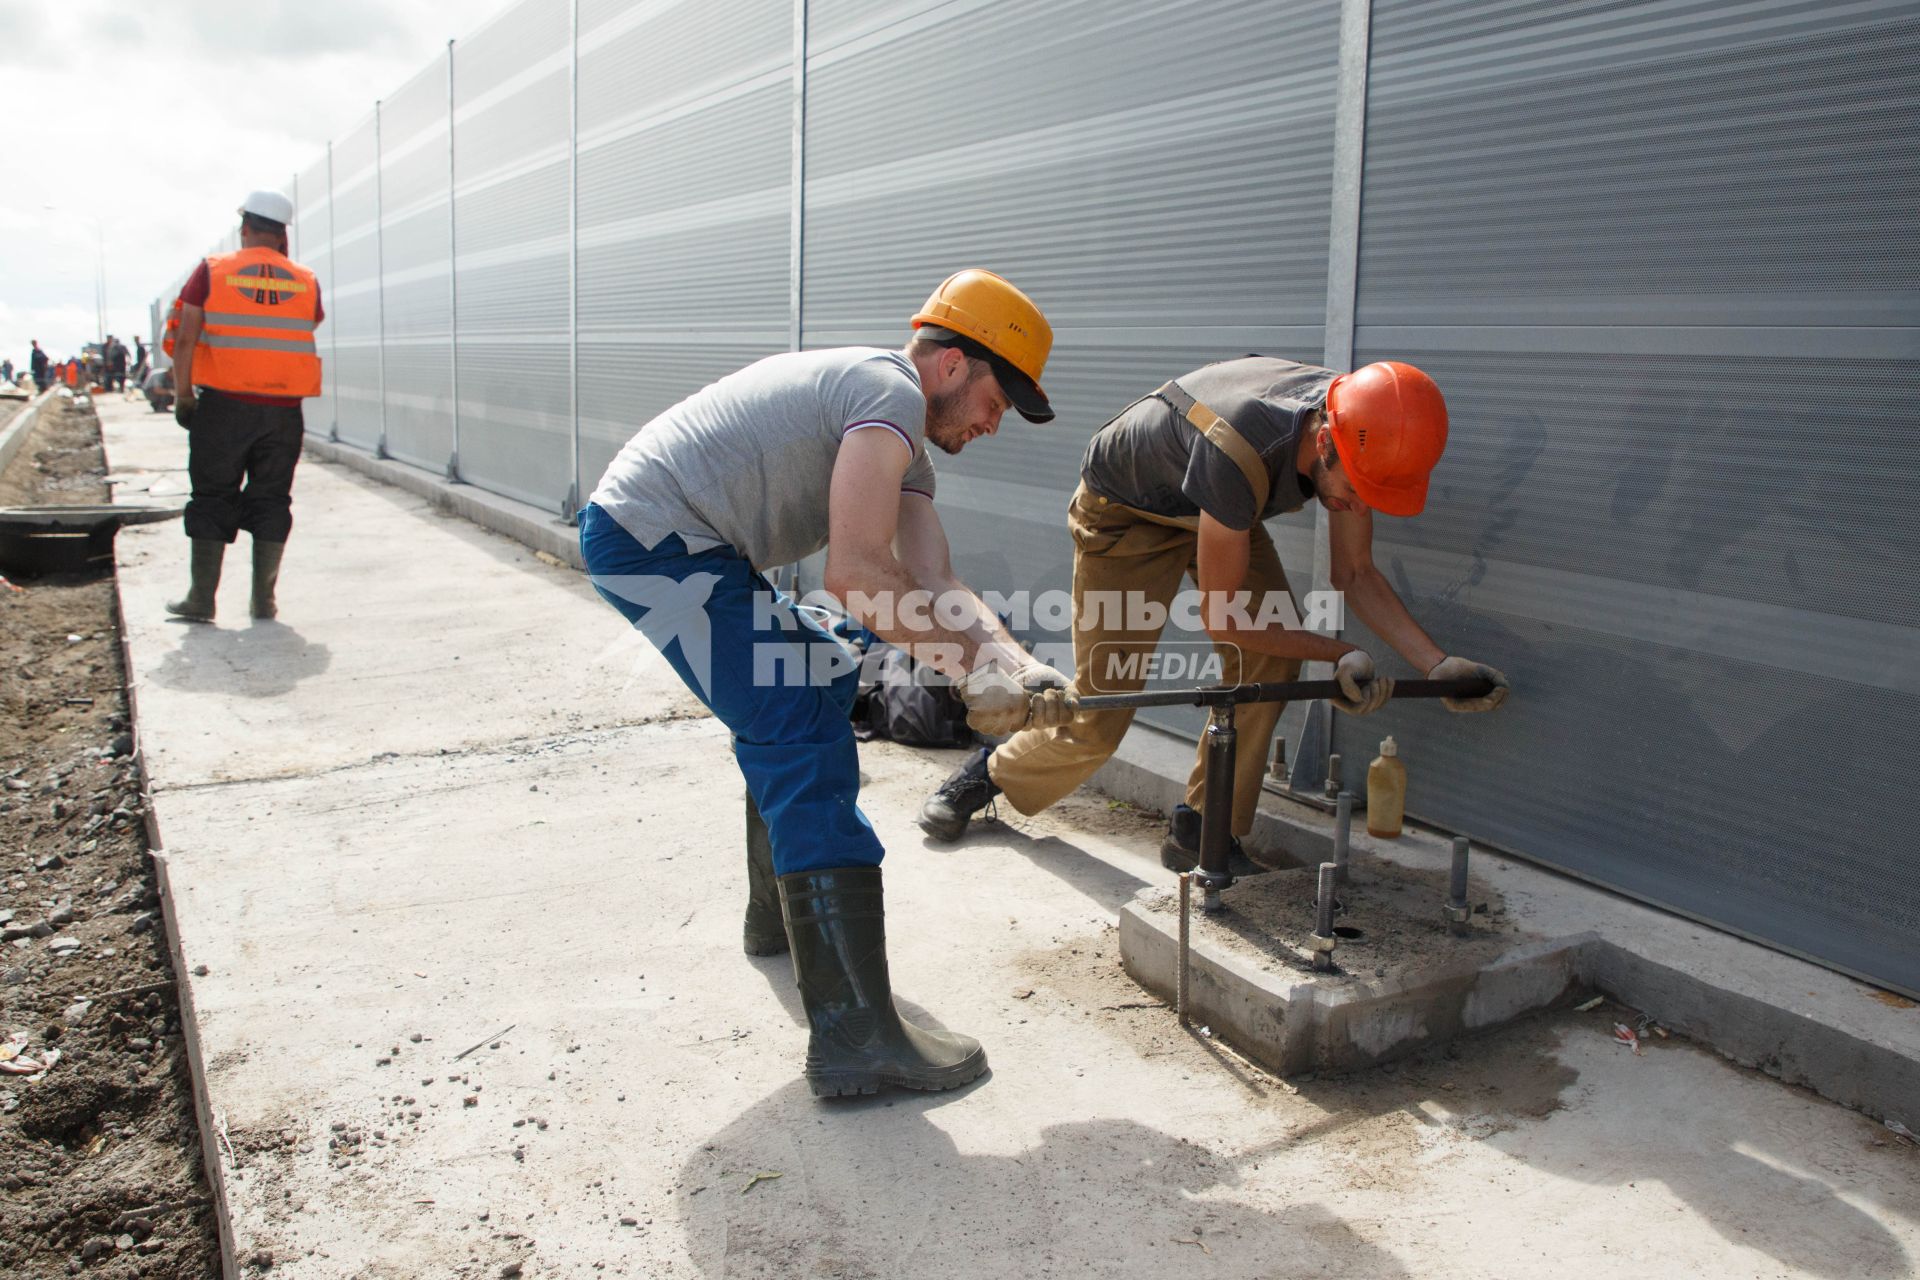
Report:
0,393,220,1277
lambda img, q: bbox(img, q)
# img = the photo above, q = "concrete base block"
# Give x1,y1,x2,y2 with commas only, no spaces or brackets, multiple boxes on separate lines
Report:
1119,865,1589,1077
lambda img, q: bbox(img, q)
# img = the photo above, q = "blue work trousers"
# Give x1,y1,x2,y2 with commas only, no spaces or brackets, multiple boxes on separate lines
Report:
578,502,882,873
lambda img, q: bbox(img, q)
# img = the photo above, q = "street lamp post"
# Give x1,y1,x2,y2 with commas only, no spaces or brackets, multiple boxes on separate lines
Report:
42,205,108,350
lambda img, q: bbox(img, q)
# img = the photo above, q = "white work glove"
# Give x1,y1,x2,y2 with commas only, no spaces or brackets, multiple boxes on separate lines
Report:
1427,656,1510,713
1331,650,1393,716
954,660,1073,736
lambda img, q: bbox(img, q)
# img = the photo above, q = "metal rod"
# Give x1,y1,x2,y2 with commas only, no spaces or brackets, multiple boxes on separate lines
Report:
1268,735,1287,781
565,0,581,522
1446,836,1472,937
1071,675,1493,713
1176,872,1191,1028
1312,862,1337,972
327,140,338,441
1197,704,1237,912
446,38,460,481
788,0,806,354
1324,751,1343,800
373,99,388,459
1333,790,1353,886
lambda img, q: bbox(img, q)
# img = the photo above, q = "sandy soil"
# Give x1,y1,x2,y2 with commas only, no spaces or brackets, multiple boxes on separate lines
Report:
0,394,220,1277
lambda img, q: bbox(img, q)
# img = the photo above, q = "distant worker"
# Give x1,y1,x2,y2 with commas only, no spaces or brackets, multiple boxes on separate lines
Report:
30,340,49,391
131,336,149,384
920,356,1511,871
581,270,1071,1098
105,334,128,392
1,358,13,386
163,189,324,623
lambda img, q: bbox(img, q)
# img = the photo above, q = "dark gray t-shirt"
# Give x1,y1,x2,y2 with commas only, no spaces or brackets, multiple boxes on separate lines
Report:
1082,356,1335,530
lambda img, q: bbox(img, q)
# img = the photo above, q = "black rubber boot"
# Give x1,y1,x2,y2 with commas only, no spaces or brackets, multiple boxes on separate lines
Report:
742,792,788,956
165,539,225,622
1159,803,1269,876
780,867,987,1097
250,539,286,620
917,747,999,842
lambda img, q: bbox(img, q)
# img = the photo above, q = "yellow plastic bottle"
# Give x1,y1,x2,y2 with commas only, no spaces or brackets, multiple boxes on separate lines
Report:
1366,737,1406,838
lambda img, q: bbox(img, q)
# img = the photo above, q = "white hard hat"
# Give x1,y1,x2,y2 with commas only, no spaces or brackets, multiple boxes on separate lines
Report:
237,189,295,226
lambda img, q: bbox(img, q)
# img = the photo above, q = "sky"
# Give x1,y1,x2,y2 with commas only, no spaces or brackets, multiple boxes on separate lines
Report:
0,0,494,369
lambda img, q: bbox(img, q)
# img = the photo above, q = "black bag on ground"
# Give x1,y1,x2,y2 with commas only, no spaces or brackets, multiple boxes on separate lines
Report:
851,643,972,748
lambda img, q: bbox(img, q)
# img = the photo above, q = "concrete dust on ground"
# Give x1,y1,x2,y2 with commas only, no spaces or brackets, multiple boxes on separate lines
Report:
0,392,219,1277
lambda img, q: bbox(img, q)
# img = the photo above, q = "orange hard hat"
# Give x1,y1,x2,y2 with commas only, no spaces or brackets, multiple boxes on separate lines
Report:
911,269,1054,422
1324,361,1449,516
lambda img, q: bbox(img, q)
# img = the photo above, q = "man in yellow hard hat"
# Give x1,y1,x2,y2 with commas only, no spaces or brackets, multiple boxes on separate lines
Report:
580,270,1070,1098
919,356,1510,871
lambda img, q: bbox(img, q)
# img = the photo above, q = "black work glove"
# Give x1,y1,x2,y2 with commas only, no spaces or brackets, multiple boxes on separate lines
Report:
174,397,196,429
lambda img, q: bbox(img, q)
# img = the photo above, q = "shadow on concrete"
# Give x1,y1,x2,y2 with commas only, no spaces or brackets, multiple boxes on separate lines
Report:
1280,1016,1911,1280
673,1081,1413,1278
915,819,1155,919
151,619,332,698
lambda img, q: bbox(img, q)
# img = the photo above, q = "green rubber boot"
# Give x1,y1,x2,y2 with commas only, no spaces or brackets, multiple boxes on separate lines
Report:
250,539,286,620
779,866,987,1098
742,792,788,956
165,539,225,622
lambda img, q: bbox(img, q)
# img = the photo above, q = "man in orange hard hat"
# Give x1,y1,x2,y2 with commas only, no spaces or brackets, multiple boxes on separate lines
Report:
163,189,324,623
920,356,1510,871
580,270,1071,1098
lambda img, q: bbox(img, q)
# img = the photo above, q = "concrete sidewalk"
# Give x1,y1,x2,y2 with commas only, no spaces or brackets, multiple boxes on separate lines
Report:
101,397,1920,1278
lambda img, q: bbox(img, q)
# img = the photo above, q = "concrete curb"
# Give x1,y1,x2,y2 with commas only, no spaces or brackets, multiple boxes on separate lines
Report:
101,447,240,1278
1092,726,1920,1120
0,387,60,484
301,437,584,570
1579,938,1920,1124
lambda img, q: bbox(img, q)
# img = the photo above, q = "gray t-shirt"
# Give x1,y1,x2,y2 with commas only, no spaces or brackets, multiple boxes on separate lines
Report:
1081,356,1334,530
590,347,936,570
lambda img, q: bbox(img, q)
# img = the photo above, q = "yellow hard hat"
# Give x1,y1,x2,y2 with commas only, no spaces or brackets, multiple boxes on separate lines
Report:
911,269,1053,422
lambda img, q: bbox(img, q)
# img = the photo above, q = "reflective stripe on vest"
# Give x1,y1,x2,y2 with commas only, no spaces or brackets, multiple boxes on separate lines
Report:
200,334,319,353
201,310,318,332
189,247,323,398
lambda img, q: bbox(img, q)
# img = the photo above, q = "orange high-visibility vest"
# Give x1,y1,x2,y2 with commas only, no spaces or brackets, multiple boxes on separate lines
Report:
165,247,322,397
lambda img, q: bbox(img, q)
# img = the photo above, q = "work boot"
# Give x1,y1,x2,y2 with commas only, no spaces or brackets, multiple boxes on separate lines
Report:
250,539,286,620
1159,803,1268,876
780,866,987,1097
165,539,225,622
742,791,788,956
917,747,999,841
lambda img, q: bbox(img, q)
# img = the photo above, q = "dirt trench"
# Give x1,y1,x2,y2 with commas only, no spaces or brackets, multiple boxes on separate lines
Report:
0,391,221,1278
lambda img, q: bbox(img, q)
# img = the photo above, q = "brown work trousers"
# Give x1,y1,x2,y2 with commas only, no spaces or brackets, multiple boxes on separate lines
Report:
988,483,1300,837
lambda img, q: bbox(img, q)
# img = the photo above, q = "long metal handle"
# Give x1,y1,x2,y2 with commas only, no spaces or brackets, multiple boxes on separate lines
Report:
1069,675,1494,713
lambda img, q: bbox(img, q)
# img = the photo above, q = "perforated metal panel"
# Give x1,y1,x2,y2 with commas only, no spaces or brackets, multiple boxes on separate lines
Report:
803,0,1339,738
378,58,454,471
293,155,335,438
576,0,793,483
452,0,572,509
327,115,383,450
1332,0,1920,996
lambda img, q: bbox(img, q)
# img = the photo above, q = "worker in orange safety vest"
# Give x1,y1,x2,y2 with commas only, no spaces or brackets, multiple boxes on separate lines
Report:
162,189,324,623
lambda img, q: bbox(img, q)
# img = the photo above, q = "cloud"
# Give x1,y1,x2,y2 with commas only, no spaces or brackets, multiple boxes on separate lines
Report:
99,0,440,60
0,0,484,364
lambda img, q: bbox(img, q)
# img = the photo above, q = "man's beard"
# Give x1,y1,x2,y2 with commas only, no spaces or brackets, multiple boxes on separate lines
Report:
924,383,972,455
